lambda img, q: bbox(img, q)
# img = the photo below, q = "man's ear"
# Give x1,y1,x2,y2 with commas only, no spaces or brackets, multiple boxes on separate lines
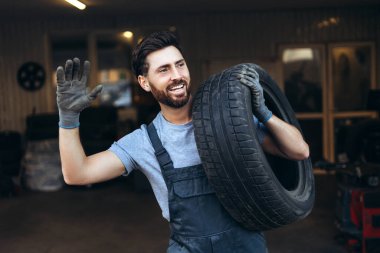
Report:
138,75,151,92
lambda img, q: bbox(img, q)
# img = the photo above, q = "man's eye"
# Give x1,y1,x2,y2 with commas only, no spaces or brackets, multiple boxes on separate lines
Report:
159,68,168,73
177,62,185,67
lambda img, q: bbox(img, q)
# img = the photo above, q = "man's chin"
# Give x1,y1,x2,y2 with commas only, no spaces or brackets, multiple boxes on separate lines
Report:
166,95,190,108
171,99,190,108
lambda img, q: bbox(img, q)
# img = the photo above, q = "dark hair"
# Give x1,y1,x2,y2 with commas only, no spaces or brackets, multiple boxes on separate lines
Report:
131,31,182,77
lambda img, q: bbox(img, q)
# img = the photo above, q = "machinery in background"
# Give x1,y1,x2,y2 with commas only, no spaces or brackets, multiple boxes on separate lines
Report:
335,90,380,253
317,117,380,253
335,163,380,253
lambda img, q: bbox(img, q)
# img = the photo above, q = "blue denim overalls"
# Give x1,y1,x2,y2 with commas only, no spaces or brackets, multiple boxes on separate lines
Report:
147,123,268,253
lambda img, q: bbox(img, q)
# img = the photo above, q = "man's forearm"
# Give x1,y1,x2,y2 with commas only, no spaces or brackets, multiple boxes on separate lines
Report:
264,115,309,160
59,127,88,184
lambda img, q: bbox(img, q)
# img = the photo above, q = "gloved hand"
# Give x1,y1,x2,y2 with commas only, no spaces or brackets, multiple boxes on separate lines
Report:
56,58,103,129
238,66,272,123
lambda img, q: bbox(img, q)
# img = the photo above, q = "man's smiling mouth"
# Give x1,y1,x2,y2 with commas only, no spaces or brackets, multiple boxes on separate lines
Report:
168,83,185,91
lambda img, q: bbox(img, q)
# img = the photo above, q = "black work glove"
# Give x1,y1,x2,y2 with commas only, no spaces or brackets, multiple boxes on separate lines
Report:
238,66,272,123
56,58,102,128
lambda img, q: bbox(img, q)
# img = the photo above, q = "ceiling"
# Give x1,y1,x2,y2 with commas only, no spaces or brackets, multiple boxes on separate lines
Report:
2,0,379,19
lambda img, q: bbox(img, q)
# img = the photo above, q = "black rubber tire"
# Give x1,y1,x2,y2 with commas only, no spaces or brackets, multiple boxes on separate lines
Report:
26,113,59,140
192,63,315,231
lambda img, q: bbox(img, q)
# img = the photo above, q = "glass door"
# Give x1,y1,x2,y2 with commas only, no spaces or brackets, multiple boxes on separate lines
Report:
328,42,377,162
280,42,378,164
280,45,326,164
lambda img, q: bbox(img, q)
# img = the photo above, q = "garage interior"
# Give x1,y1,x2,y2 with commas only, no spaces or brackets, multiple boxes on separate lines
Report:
1,0,380,252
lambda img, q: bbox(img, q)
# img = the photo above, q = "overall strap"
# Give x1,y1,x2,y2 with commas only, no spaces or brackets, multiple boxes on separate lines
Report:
147,122,175,174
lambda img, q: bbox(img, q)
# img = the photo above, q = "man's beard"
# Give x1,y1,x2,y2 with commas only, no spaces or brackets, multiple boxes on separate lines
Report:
150,80,190,108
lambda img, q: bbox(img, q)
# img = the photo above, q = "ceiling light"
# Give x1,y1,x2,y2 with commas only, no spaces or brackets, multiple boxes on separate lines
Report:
283,48,313,63
123,31,134,39
317,17,340,29
65,0,86,10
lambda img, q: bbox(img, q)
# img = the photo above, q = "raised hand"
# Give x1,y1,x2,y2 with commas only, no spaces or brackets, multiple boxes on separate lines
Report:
56,58,102,128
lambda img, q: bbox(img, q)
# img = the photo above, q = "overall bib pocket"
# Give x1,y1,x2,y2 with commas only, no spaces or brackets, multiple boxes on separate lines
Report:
173,176,215,198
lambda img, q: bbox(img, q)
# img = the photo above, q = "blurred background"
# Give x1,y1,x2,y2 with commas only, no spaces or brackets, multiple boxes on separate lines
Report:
0,1,380,252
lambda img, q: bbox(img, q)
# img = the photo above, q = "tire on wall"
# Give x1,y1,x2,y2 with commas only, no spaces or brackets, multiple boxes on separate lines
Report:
192,63,315,231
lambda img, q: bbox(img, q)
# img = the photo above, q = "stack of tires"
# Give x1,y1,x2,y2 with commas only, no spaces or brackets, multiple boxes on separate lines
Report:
0,131,22,197
23,113,63,191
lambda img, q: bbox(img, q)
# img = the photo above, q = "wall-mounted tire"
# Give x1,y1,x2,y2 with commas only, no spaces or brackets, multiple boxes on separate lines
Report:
192,63,315,231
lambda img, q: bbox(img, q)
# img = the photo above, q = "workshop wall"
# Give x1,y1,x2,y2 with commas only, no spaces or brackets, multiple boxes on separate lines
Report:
0,7,379,132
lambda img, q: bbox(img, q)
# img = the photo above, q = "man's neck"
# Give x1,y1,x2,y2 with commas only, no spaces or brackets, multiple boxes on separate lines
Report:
159,96,193,125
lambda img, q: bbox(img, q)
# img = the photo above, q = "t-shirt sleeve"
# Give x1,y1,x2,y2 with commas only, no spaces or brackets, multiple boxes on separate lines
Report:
253,116,268,144
108,130,142,176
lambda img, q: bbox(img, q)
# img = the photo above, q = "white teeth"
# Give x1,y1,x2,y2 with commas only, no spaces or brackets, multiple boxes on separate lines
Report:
169,84,184,91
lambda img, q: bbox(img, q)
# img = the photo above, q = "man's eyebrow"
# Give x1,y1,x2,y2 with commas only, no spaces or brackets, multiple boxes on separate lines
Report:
155,59,185,71
155,63,170,71
175,59,185,64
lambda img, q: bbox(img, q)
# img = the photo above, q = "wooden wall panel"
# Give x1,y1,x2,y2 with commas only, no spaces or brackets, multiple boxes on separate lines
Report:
0,22,48,132
0,7,379,133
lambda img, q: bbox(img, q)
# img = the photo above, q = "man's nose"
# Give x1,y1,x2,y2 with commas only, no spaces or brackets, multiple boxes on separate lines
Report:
170,68,181,80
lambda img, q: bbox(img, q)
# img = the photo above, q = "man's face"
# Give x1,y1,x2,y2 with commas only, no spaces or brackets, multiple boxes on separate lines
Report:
139,46,191,108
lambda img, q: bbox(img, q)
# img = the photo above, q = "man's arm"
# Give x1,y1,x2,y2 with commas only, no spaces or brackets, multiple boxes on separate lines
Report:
57,58,125,185
60,128,125,185
261,115,309,161
238,65,309,161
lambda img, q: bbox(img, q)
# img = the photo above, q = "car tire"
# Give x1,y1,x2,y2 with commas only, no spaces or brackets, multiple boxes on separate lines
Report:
192,63,315,231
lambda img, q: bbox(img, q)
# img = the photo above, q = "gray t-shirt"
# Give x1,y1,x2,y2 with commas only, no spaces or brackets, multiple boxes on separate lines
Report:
109,112,267,221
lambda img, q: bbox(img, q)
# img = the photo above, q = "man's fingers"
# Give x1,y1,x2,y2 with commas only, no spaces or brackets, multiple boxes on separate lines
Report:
88,85,103,100
81,60,91,83
242,68,259,79
238,74,256,83
239,77,256,87
64,59,73,81
56,66,65,84
72,58,80,81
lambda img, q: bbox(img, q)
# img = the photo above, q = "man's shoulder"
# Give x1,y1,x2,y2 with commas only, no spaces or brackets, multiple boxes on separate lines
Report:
117,124,149,146
125,112,161,138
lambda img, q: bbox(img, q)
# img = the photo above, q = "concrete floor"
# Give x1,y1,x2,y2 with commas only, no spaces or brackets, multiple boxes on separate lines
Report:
0,174,347,253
